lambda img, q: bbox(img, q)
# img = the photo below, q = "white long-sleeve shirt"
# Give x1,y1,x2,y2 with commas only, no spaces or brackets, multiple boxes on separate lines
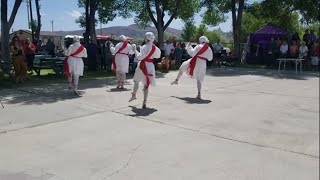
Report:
186,44,213,61
110,42,135,55
64,42,87,58
280,44,288,54
299,45,308,57
135,42,161,60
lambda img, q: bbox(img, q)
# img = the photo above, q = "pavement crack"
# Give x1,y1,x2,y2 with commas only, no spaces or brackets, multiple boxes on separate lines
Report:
103,144,143,179
114,110,319,159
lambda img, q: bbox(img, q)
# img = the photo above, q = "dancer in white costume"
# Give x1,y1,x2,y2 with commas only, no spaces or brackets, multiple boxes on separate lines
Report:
110,35,135,89
171,36,213,99
64,36,87,96
129,32,161,109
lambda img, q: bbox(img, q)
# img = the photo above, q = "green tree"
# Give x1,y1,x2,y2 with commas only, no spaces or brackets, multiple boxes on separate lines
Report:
241,2,302,40
181,20,197,42
196,24,208,40
29,20,40,37
77,0,119,44
259,0,319,24
204,30,226,44
116,0,201,48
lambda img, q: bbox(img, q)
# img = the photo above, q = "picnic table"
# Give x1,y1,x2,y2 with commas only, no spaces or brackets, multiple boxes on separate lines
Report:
277,58,304,74
33,55,65,76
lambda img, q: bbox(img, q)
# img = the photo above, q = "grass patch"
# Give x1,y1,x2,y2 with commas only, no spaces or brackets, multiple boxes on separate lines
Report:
0,69,116,89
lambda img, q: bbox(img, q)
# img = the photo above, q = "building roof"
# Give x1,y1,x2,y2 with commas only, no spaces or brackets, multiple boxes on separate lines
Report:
10,29,63,37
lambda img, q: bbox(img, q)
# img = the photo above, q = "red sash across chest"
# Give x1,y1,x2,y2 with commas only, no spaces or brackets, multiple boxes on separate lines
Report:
140,44,156,89
112,42,128,71
187,44,209,77
64,45,85,77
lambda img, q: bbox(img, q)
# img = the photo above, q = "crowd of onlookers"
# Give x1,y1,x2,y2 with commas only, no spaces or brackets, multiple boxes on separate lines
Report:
248,29,320,69
8,35,58,83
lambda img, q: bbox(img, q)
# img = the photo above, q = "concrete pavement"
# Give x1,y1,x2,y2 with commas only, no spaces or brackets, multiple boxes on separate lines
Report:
0,67,319,180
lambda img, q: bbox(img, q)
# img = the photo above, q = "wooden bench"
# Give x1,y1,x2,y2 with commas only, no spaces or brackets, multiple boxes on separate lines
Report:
33,57,65,76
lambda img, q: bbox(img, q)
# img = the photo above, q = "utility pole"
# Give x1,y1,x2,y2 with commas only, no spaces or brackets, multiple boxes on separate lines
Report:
26,0,30,29
51,20,54,32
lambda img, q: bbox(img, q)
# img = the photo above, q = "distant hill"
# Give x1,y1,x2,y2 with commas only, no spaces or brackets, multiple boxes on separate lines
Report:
47,24,182,39
43,24,233,42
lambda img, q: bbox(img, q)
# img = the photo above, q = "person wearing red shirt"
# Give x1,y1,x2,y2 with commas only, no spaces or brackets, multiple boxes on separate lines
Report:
24,38,36,72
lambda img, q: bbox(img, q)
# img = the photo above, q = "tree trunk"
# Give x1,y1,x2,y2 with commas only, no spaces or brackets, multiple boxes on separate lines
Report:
89,0,97,43
1,0,23,63
35,0,41,42
1,0,10,64
29,0,35,42
84,0,90,45
157,24,164,49
231,0,244,59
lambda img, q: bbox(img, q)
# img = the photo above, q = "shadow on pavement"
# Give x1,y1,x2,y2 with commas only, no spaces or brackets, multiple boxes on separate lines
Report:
129,105,157,117
107,88,131,92
171,96,212,104
0,71,168,106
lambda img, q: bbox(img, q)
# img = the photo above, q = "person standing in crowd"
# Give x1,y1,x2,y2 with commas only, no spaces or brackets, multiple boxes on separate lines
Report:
10,36,27,83
266,37,277,67
299,41,309,68
169,48,176,69
292,32,301,45
46,39,55,57
100,42,107,70
309,30,317,43
279,39,288,58
104,38,113,71
311,38,320,69
23,38,36,73
87,39,98,71
171,36,213,99
129,32,161,109
164,40,174,58
64,36,88,96
175,43,183,67
213,39,223,67
110,35,135,89
303,29,310,43
289,40,299,58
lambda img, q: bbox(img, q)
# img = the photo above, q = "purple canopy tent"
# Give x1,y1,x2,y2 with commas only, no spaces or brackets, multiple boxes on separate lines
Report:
249,23,287,47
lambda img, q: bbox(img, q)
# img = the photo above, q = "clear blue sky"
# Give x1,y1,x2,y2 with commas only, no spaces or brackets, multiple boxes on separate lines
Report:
9,0,233,32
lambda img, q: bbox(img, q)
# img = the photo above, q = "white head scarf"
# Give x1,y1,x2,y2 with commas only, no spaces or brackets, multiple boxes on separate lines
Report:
119,35,127,42
199,36,209,44
73,35,80,42
145,32,155,42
